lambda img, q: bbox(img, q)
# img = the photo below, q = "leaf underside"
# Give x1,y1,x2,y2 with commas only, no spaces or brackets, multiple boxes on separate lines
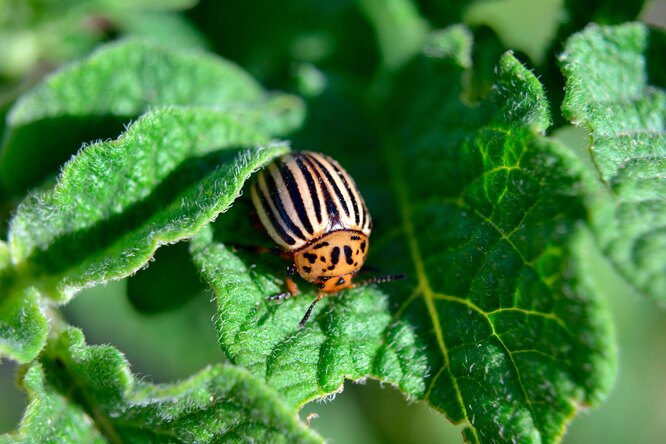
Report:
560,23,666,304
192,28,616,444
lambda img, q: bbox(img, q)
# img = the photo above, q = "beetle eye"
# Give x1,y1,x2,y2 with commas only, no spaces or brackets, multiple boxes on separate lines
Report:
336,277,346,285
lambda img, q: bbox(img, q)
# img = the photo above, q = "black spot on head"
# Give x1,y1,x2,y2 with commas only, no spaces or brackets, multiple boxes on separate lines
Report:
327,265,336,270
337,277,346,285
303,266,312,273
360,241,366,252
313,242,329,250
304,252,317,264
350,235,361,240
331,247,340,264
344,246,353,265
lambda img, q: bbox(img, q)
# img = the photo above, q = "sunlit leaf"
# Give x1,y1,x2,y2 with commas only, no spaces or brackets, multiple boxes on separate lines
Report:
0,288,48,363
560,23,666,304
7,107,287,303
0,39,303,194
1,327,321,443
192,28,616,443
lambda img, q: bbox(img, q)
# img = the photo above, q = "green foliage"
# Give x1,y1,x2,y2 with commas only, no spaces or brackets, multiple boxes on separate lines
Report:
0,1,663,443
190,35,616,443
2,327,320,443
8,108,283,300
0,39,303,194
0,288,47,364
560,23,666,304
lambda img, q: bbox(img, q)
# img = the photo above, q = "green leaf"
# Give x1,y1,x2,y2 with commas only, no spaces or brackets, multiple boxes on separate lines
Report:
1,327,321,443
0,364,104,444
192,29,616,443
0,288,48,363
0,38,303,194
538,0,646,127
7,106,288,302
560,23,666,304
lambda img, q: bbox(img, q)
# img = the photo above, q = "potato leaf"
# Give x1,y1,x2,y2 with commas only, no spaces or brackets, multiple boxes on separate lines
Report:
560,23,666,303
191,28,616,443
0,39,303,194
8,107,287,301
1,106,288,362
0,328,320,443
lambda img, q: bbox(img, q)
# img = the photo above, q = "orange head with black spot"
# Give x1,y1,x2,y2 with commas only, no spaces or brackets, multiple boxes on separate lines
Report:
293,230,369,293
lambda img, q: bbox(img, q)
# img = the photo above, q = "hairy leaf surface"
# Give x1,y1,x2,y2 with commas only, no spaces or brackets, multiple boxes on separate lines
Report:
0,365,104,444
192,29,616,444
7,107,287,302
0,39,302,194
1,328,320,443
0,288,48,363
560,23,666,303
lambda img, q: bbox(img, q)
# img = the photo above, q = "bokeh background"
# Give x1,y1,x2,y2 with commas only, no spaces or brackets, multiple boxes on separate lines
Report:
1,0,665,442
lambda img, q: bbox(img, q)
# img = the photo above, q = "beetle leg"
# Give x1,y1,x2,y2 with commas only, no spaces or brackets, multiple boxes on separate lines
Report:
285,273,300,295
268,267,300,302
268,291,293,302
352,273,405,288
299,292,324,328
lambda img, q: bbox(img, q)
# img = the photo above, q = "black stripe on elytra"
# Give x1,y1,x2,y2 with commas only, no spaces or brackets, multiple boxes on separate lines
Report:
256,180,296,246
302,155,339,221
280,161,314,234
330,246,340,264
310,155,351,218
344,246,354,265
265,169,306,241
295,156,322,224
329,159,362,225
313,241,329,249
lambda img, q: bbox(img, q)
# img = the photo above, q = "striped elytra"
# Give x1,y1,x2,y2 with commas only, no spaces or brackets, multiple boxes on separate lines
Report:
251,151,371,250
251,151,402,327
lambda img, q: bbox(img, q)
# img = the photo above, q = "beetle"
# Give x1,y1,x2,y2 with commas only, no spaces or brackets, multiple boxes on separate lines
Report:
250,151,403,327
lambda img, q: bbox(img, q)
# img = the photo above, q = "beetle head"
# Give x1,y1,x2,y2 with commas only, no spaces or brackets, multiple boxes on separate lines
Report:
293,230,368,292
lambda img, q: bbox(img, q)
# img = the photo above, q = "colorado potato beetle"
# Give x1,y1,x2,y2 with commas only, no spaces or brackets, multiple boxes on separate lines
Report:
250,151,403,327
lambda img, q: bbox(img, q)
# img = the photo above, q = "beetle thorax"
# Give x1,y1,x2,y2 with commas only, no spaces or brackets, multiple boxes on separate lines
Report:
293,230,369,288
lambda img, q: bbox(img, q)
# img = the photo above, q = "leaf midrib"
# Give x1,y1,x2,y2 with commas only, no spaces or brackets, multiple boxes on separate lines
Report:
383,134,480,442
379,118,586,440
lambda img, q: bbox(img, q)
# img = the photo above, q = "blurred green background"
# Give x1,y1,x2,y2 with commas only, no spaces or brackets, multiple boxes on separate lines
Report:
1,0,665,442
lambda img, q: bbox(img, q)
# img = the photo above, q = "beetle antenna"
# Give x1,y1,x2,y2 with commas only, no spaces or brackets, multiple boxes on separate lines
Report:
353,273,405,288
299,293,324,328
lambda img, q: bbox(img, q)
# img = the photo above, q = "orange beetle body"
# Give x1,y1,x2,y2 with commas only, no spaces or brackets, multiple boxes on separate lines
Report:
250,151,399,326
